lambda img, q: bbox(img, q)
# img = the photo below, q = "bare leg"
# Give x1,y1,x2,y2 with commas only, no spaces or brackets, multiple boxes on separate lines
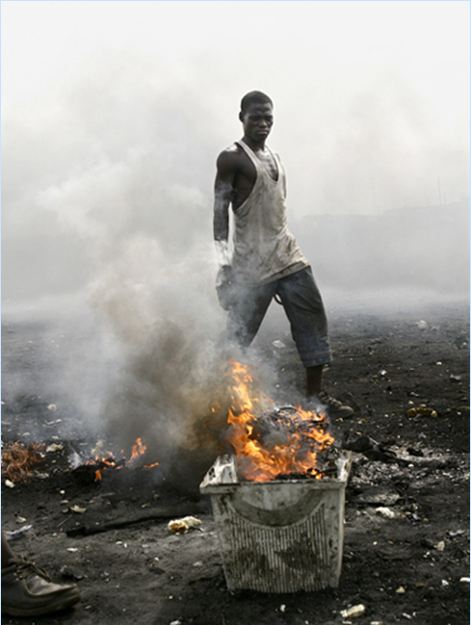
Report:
306,365,323,397
2,532,15,567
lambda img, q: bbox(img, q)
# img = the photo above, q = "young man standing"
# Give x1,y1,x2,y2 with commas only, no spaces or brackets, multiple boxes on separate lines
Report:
213,90,352,417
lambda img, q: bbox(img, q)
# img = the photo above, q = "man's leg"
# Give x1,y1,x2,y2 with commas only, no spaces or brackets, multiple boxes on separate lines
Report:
227,280,276,347
2,531,15,566
276,267,331,380
276,267,353,416
2,530,80,617
306,364,323,396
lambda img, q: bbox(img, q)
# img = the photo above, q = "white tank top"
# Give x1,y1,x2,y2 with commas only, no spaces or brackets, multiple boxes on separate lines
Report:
231,139,308,285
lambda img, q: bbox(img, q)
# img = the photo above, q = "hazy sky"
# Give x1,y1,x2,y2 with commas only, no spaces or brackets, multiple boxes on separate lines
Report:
3,1,468,212
1,1,469,305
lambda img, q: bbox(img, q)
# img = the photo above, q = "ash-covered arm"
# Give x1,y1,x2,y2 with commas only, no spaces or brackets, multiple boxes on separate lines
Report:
213,151,236,267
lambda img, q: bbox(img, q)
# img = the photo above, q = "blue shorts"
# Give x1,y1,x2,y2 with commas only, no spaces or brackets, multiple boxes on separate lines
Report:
228,266,332,367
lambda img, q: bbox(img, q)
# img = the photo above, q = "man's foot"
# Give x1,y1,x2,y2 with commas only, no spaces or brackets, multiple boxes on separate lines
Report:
315,391,354,419
1,556,80,617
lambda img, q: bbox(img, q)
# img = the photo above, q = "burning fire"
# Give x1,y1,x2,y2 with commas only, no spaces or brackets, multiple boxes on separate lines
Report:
89,437,159,481
2,442,45,483
226,360,334,482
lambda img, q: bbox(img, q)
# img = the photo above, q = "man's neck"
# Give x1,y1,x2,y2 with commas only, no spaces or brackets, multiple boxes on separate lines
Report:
242,135,266,152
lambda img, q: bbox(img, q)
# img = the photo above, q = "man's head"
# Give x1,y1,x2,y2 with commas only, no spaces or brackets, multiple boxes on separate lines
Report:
239,91,274,143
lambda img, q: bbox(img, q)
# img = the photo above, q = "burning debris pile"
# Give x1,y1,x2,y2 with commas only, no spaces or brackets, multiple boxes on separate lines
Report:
225,360,336,481
71,437,159,483
2,441,45,484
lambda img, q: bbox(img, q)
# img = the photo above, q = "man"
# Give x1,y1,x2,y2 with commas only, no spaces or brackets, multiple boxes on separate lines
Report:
213,90,352,417
2,531,80,616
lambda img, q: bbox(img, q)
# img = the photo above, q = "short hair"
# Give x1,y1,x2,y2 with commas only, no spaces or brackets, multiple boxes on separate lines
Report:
240,91,273,113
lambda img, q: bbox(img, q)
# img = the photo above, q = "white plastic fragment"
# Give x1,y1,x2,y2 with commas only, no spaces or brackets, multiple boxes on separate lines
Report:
169,621,182,625
459,577,470,583
340,604,366,619
396,586,406,593
5,480,15,488
46,443,64,453
416,320,428,330
167,516,202,534
441,579,449,587
47,403,58,412
69,505,87,514
375,507,396,519
280,604,286,613
435,540,445,552
66,547,79,553
272,339,286,349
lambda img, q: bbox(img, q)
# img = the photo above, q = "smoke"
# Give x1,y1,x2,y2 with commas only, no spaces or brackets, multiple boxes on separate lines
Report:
2,3,468,484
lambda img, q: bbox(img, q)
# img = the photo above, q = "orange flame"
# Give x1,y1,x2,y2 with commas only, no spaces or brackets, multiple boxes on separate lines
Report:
87,437,158,480
227,360,334,482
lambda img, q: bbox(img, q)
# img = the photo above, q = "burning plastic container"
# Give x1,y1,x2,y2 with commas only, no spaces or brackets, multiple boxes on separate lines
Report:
200,452,351,593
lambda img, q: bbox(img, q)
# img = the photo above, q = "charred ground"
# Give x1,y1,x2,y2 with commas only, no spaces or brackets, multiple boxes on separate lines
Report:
1,305,469,625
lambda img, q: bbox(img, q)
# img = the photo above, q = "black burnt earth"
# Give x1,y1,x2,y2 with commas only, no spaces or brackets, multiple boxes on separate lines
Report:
1,305,469,625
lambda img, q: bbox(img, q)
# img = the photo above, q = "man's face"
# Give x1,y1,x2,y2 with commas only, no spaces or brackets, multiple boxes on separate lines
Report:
240,103,274,142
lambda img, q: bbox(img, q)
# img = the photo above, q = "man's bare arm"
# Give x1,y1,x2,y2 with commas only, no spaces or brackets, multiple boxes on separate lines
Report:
213,150,237,266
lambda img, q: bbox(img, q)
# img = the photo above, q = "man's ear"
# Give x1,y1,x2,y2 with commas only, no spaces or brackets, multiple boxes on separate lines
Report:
238,111,244,123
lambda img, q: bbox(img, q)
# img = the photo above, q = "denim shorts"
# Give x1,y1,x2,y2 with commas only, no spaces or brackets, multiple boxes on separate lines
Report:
228,266,332,367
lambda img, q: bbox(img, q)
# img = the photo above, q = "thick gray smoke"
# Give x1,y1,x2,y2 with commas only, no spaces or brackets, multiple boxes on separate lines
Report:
2,4,468,475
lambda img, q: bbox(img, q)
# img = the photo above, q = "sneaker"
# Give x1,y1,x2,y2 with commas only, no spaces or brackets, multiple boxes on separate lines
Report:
317,391,354,419
2,556,80,617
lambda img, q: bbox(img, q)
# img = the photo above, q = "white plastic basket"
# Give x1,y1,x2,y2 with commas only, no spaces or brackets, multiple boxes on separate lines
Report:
200,453,351,593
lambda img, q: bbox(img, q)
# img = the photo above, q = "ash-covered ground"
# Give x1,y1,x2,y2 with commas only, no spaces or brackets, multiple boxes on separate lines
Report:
1,304,469,625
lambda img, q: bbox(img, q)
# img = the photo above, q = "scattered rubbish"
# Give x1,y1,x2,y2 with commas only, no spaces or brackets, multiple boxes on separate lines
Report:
168,516,202,534
16,516,27,524
45,419,62,426
66,547,79,553
449,374,462,382
192,561,203,567
436,361,442,366
448,529,464,537
342,433,402,464
375,507,396,519
459,577,470,583
70,505,87,514
396,586,406,593
5,479,15,488
434,540,445,552
406,405,438,418
340,604,366,619
47,403,58,412
441,579,449,587
379,369,387,377
5,525,32,541
370,622,383,625
59,565,85,581
35,472,50,479
272,339,286,349
280,604,286,613
46,443,64,453
169,621,182,625
416,320,428,330
402,615,412,621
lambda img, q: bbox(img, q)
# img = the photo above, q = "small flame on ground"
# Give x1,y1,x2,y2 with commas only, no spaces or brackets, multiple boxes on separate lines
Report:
226,360,334,482
90,437,159,481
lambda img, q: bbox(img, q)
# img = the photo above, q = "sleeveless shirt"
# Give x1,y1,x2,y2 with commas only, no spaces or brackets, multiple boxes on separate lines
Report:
231,140,308,285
